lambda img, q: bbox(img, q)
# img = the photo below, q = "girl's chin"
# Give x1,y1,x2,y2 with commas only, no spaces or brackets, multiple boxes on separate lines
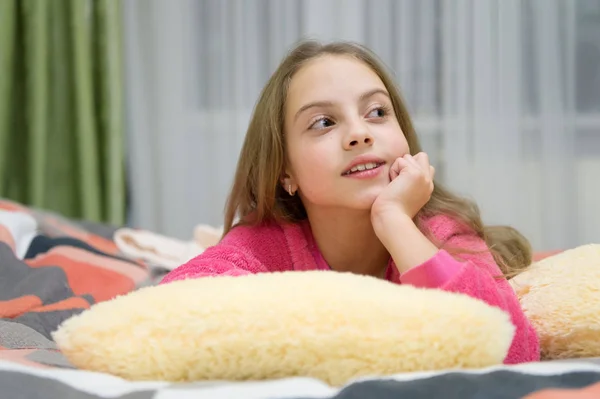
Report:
304,185,387,210
350,191,385,210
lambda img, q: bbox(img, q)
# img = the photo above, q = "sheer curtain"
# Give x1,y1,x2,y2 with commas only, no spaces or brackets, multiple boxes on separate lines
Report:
123,0,600,251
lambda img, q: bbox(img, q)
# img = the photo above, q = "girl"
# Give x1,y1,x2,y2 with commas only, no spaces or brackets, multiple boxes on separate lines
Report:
162,40,540,363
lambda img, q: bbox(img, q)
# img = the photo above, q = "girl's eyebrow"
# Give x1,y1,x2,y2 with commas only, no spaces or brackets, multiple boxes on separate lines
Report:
293,100,334,123
358,88,390,102
293,88,390,122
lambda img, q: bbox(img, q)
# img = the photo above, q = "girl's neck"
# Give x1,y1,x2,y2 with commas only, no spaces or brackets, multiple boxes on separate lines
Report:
305,206,390,278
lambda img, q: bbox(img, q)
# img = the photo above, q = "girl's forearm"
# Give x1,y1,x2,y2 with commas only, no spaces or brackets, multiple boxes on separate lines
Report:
373,211,439,274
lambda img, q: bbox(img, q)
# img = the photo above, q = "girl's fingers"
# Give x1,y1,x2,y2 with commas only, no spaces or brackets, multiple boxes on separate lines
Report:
407,152,431,176
404,153,435,182
403,154,422,173
413,152,431,172
414,152,436,181
390,157,410,180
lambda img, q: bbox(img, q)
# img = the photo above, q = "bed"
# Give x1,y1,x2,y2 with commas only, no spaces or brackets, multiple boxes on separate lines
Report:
2,198,600,399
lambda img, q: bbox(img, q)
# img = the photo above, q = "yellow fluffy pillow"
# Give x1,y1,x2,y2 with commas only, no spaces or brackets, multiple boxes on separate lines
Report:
53,271,514,386
510,244,600,360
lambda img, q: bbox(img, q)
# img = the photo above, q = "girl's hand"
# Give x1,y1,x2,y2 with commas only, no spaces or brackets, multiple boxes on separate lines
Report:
371,152,439,273
371,152,435,221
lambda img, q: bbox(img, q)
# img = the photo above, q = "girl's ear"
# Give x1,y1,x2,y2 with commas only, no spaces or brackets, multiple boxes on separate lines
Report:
280,172,298,196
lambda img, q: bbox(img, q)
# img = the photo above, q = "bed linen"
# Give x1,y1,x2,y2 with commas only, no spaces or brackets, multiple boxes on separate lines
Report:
2,359,600,399
1,198,597,398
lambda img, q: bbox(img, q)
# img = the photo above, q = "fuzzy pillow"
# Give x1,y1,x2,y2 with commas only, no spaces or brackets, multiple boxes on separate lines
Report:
510,244,600,360
53,270,514,386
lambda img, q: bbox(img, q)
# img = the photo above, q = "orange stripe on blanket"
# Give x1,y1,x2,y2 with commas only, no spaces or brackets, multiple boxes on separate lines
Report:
26,253,135,302
33,297,91,313
0,225,16,253
39,246,149,284
0,296,42,318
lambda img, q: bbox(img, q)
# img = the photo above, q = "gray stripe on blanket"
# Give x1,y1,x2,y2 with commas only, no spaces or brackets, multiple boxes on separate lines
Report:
0,243,75,303
0,320,56,350
12,308,86,340
26,349,75,369
0,370,157,399
294,370,600,399
2,368,600,399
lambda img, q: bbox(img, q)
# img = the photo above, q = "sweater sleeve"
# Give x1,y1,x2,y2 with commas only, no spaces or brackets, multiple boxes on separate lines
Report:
160,223,289,284
399,221,540,364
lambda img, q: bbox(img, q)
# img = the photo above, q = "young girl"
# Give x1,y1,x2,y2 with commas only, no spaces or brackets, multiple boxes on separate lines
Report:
162,40,540,363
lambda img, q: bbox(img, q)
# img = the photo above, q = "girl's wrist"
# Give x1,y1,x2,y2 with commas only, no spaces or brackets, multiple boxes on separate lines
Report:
372,208,439,274
371,207,413,245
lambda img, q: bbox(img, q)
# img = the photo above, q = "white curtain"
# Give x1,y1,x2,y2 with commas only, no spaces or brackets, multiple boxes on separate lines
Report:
123,0,600,251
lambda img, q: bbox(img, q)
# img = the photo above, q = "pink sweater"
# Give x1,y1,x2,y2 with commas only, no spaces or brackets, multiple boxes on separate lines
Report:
162,214,540,364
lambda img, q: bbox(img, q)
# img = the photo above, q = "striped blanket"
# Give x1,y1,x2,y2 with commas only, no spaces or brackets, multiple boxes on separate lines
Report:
3,198,600,398
1,357,600,398
0,199,158,370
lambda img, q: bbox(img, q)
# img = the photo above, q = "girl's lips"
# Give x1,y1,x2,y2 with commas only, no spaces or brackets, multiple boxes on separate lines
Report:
342,155,386,175
342,163,384,179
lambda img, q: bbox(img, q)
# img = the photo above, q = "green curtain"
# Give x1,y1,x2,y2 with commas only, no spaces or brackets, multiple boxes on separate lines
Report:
0,0,126,225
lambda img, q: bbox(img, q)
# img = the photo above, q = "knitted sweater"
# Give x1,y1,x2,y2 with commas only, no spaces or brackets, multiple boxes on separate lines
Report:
161,214,540,364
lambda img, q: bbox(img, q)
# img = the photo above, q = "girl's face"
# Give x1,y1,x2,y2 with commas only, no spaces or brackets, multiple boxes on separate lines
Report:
283,55,410,212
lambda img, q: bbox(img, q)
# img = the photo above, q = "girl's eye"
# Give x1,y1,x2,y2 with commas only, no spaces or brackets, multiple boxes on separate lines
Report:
367,107,387,118
310,117,335,130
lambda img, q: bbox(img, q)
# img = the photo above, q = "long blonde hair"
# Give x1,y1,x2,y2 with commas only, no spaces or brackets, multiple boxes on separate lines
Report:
223,40,532,278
